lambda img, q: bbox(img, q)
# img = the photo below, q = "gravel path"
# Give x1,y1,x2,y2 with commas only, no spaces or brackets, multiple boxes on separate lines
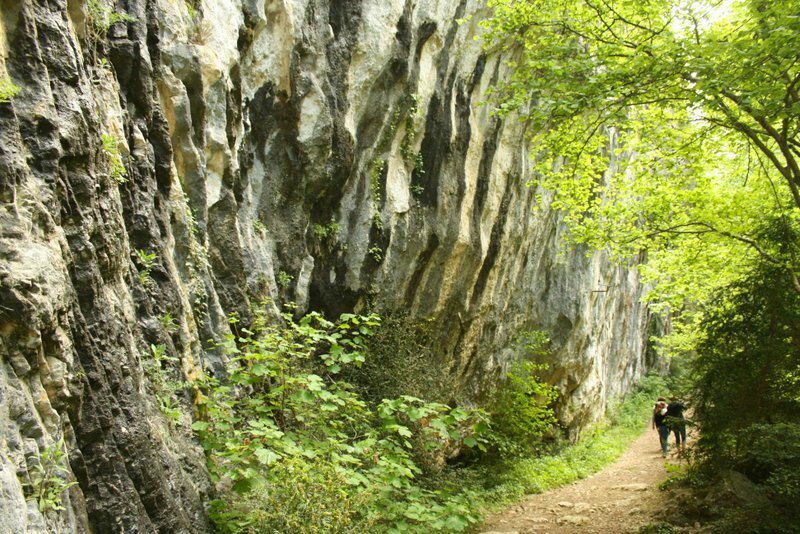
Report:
478,425,688,533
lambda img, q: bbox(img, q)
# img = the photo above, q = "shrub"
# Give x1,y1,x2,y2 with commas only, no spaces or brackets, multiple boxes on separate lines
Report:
737,422,800,503
352,313,453,404
210,457,375,533
485,360,557,458
192,309,489,533
690,260,800,474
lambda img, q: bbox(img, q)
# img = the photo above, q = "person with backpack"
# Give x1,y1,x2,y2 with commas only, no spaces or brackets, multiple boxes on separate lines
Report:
652,396,670,457
666,395,687,451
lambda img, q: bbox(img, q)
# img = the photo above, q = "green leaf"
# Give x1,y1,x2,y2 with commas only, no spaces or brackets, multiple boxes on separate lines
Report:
254,447,280,466
191,421,210,432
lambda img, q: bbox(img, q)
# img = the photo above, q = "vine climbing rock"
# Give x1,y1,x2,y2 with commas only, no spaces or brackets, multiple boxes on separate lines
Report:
479,429,683,533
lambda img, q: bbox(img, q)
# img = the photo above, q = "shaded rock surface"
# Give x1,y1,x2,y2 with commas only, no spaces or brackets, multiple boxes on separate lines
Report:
0,0,655,530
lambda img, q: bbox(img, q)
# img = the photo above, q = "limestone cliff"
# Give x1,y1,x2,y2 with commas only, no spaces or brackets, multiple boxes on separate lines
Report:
0,0,654,531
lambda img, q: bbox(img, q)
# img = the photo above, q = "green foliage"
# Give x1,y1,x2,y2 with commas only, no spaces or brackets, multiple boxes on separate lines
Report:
482,0,800,352
400,94,421,162
639,524,675,534
312,219,341,246
135,249,157,284
679,242,800,530
184,0,198,20
0,76,21,103
143,344,185,425
477,373,666,508
192,310,489,533
160,312,179,334
276,270,292,289
210,457,376,533
368,246,383,263
691,257,800,466
101,133,128,184
738,423,800,503
370,158,386,223
178,192,210,318
28,439,78,513
351,313,453,404
252,219,266,234
486,360,557,458
87,0,136,36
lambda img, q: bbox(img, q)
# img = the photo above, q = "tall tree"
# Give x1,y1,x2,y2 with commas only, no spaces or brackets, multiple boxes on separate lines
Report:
482,0,800,302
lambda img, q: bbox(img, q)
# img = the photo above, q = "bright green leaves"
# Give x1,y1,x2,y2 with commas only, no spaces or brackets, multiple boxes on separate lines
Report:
28,439,79,513
486,360,558,458
193,309,488,532
0,76,21,103
483,0,800,359
377,396,491,454
253,447,280,466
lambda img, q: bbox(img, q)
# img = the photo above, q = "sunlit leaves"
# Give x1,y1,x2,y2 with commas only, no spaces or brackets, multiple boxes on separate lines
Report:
483,0,800,356
193,310,489,532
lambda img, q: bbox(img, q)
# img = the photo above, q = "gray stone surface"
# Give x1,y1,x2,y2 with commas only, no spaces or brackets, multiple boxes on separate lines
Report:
0,0,657,530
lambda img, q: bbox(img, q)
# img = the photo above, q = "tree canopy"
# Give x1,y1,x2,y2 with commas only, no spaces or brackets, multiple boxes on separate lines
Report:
482,0,800,350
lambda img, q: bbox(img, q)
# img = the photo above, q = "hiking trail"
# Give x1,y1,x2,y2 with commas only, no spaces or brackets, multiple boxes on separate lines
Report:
478,425,692,533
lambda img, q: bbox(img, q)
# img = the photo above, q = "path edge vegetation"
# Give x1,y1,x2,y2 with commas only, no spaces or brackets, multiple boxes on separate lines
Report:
187,304,677,533
470,373,675,518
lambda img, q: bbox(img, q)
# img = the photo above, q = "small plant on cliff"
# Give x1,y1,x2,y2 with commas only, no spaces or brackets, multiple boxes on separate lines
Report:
143,344,185,425
252,219,267,234
87,0,136,36
29,439,78,513
276,270,292,289
189,16,214,45
0,76,21,103
369,157,385,226
135,249,157,285
160,312,179,334
400,93,421,162
183,0,199,20
368,245,383,263
101,133,128,183
312,219,341,244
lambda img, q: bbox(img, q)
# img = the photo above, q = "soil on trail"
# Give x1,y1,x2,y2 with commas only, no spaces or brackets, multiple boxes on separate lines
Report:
479,426,690,533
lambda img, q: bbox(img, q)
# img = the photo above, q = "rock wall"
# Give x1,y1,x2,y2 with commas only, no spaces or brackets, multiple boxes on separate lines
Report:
0,0,654,531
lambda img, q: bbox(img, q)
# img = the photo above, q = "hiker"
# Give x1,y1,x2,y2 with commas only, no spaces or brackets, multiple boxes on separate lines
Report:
652,396,670,457
666,395,687,451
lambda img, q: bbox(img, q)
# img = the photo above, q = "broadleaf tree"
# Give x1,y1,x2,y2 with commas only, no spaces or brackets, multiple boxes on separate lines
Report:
481,0,800,352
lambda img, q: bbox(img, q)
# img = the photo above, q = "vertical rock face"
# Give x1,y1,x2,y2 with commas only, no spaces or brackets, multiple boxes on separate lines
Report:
0,0,654,531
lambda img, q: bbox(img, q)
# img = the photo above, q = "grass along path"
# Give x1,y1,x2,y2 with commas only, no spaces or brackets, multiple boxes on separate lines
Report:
477,424,692,533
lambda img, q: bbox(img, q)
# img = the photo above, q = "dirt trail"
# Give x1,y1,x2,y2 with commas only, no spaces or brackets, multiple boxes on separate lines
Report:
479,426,688,533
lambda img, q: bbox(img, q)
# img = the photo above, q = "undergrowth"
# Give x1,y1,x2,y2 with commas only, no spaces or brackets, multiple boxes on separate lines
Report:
470,373,669,513
193,309,490,533
192,307,671,533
